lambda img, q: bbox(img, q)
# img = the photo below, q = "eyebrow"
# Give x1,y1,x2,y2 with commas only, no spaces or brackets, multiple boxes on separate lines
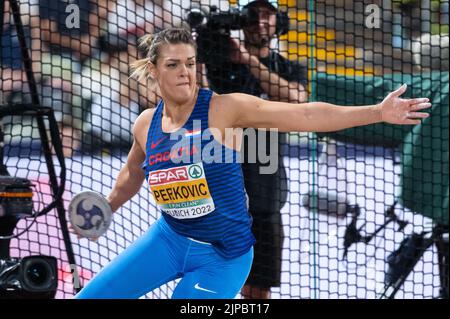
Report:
166,56,196,62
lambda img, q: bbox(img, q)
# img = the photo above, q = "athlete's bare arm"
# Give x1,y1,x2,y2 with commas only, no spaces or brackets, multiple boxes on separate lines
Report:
106,109,155,212
211,84,431,133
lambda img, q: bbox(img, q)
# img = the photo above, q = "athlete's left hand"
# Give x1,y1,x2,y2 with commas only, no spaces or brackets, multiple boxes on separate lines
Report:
379,84,431,125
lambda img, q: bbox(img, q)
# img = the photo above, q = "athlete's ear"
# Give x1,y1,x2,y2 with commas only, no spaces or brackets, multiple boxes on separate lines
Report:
148,61,157,80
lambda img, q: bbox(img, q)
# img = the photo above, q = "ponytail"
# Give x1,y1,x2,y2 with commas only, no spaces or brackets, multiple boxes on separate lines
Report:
130,58,150,83
130,28,196,84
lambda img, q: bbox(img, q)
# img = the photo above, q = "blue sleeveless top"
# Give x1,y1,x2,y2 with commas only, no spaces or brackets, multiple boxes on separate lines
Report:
142,88,255,259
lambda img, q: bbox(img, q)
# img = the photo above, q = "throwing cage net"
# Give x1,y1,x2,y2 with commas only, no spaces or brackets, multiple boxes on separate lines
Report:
0,0,448,299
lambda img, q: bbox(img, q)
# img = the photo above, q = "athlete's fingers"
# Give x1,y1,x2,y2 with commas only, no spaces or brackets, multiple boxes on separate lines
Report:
403,119,422,125
390,83,407,97
407,112,430,119
68,224,82,239
410,102,432,111
409,98,429,105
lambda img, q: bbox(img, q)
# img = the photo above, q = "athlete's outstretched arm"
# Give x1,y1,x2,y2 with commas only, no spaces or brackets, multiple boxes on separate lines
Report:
218,84,431,132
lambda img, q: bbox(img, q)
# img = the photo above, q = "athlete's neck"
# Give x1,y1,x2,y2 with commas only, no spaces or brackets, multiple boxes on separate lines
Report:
161,87,199,130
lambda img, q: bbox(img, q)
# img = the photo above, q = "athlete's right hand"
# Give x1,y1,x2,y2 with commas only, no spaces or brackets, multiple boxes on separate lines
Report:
68,223,99,242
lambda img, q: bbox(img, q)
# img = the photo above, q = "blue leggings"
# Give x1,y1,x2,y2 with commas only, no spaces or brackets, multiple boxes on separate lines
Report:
74,218,253,299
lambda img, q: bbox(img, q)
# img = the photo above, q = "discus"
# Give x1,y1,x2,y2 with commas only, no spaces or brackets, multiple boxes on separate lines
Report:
68,191,112,239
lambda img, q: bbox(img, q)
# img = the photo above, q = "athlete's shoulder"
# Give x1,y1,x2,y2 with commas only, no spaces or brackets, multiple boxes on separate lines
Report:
137,107,157,122
211,92,258,108
209,92,259,129
133,108,156,133
132,108,157,150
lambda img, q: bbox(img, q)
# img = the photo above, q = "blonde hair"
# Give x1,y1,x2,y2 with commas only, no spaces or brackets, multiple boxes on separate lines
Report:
130,28,197,83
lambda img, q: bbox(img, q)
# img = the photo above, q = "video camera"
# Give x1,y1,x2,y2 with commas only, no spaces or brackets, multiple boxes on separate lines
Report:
0,176,33,218
98,33,131,54
0,176,58,299
185,5,289,64
0,256,58,299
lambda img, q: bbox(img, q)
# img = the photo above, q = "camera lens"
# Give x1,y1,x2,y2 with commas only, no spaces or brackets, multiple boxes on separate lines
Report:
25,261,49,287
186,8,206,29
21,256,57,292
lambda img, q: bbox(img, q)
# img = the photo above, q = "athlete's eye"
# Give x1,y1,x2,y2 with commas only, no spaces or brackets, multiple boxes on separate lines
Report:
167,63,176,68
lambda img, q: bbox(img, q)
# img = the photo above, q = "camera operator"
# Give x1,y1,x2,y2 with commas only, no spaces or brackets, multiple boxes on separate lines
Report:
200,0,308,299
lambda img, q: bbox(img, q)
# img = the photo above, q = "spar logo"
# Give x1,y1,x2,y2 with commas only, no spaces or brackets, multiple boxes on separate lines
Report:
148,166,189,186
188,165,202,179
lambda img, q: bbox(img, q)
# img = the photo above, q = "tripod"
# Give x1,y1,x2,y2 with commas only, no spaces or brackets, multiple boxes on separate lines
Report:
378,224,448,299
338,146,448,299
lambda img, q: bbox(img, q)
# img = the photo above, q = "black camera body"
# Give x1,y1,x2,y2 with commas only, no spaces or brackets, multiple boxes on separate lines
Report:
0,176,33,219
0,175,34,258
186,5,289,64
98,33,130,54
0,255,58,299
0,177,57,299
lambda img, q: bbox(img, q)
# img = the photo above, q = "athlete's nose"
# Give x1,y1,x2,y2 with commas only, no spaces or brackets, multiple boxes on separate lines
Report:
179,64,189,77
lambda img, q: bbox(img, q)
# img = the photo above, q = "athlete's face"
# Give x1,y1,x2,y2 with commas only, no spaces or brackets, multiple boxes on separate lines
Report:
151,43,197,103
243,6,277,48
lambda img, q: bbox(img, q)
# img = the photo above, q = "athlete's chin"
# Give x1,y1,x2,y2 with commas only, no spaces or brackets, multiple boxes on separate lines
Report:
172,87,194,102
175,84,192,92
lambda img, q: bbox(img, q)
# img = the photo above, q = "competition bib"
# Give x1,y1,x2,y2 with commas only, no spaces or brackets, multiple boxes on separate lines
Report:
148,162,216,219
